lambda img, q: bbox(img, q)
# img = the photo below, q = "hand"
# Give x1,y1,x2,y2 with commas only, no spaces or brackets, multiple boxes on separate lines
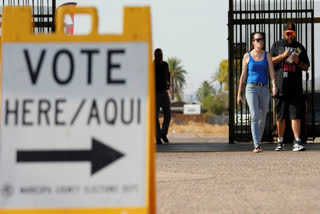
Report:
166,83,170,90
237,94,243,104
272,86,277,97
292,54,300,65
281,50,291,59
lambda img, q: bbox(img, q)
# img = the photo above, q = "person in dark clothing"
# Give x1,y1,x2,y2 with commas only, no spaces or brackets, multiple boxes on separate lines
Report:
271,23,310,151
154,48,171,144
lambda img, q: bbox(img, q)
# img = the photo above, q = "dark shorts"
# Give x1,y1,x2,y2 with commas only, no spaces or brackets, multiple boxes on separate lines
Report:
274,95,303,121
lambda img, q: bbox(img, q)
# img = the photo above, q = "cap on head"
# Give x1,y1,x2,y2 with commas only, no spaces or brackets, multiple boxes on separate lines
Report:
284,23,296,32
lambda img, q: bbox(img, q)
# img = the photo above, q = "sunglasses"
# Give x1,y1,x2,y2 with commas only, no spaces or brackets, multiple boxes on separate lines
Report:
285,31,295,37
253,38,264,42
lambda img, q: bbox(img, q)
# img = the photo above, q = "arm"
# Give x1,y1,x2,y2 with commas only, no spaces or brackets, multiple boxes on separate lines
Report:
293,54,309,71
267,52,277,97
237,53,249,104
166,63,170,89
272,50,291,66
270,42,290,66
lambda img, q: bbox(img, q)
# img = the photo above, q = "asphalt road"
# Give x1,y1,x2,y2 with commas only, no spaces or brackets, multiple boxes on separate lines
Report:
156,137,320,214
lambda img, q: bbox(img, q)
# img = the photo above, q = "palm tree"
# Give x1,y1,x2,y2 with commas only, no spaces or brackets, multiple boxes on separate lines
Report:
167,57,187,101
196,80,215,103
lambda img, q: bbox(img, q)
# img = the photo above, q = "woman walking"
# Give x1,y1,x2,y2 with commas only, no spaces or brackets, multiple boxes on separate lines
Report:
237,32,277,153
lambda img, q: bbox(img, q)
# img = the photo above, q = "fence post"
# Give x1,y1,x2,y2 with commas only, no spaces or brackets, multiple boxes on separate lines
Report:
228,0,235,144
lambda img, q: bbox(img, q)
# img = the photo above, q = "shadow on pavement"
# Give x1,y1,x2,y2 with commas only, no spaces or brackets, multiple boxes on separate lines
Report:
156,142,320,152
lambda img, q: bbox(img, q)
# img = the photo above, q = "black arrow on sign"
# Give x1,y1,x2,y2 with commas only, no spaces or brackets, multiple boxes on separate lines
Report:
16,138,124,175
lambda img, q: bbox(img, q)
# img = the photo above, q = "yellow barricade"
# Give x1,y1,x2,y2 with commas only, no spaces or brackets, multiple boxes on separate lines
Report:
0,6,155,214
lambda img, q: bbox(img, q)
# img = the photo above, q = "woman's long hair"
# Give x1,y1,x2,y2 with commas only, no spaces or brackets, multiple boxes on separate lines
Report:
249,32,266,51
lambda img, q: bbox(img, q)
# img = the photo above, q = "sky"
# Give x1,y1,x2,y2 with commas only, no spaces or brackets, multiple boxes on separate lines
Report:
0,0,318,99
55,0,319,100
57,0,229,102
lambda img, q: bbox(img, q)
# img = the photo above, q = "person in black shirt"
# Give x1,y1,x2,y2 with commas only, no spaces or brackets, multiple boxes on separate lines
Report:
271,23,310,151
154,48,171,144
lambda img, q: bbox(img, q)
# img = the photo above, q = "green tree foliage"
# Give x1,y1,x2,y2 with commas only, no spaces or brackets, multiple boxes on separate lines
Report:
199,92,228,115
201,92,228,115
212,59,241,91
198,58,243,116
209,93,228,115
201,95,214,113
197,81,228,115
167,57,187,101
196,80,215,103
212,59,229,92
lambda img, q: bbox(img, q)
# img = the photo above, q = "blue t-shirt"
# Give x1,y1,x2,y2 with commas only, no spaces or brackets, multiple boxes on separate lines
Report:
247,51,268,85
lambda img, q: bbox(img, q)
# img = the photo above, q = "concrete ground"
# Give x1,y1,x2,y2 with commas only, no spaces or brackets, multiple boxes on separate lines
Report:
156,136,320,214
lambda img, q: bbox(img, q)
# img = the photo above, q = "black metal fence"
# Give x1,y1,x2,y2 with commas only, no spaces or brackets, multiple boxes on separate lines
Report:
228,0,318,143
0,0,56,33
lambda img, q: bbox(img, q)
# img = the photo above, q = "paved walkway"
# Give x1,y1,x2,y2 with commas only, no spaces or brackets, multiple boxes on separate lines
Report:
156,136,320,214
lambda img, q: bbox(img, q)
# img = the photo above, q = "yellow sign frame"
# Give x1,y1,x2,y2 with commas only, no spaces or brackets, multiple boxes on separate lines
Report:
0,6,155,214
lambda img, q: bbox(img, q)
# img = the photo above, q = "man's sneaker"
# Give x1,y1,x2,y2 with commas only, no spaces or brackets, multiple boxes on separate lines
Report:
293,139,306,151
275,139,285,151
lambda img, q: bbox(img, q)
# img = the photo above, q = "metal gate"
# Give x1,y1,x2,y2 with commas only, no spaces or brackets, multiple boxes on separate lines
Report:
228,0,318,143
0,0,56,33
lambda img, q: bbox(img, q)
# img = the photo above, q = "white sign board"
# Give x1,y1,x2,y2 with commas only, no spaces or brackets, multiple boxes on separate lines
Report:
183,104,201,115
0,42,148,209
